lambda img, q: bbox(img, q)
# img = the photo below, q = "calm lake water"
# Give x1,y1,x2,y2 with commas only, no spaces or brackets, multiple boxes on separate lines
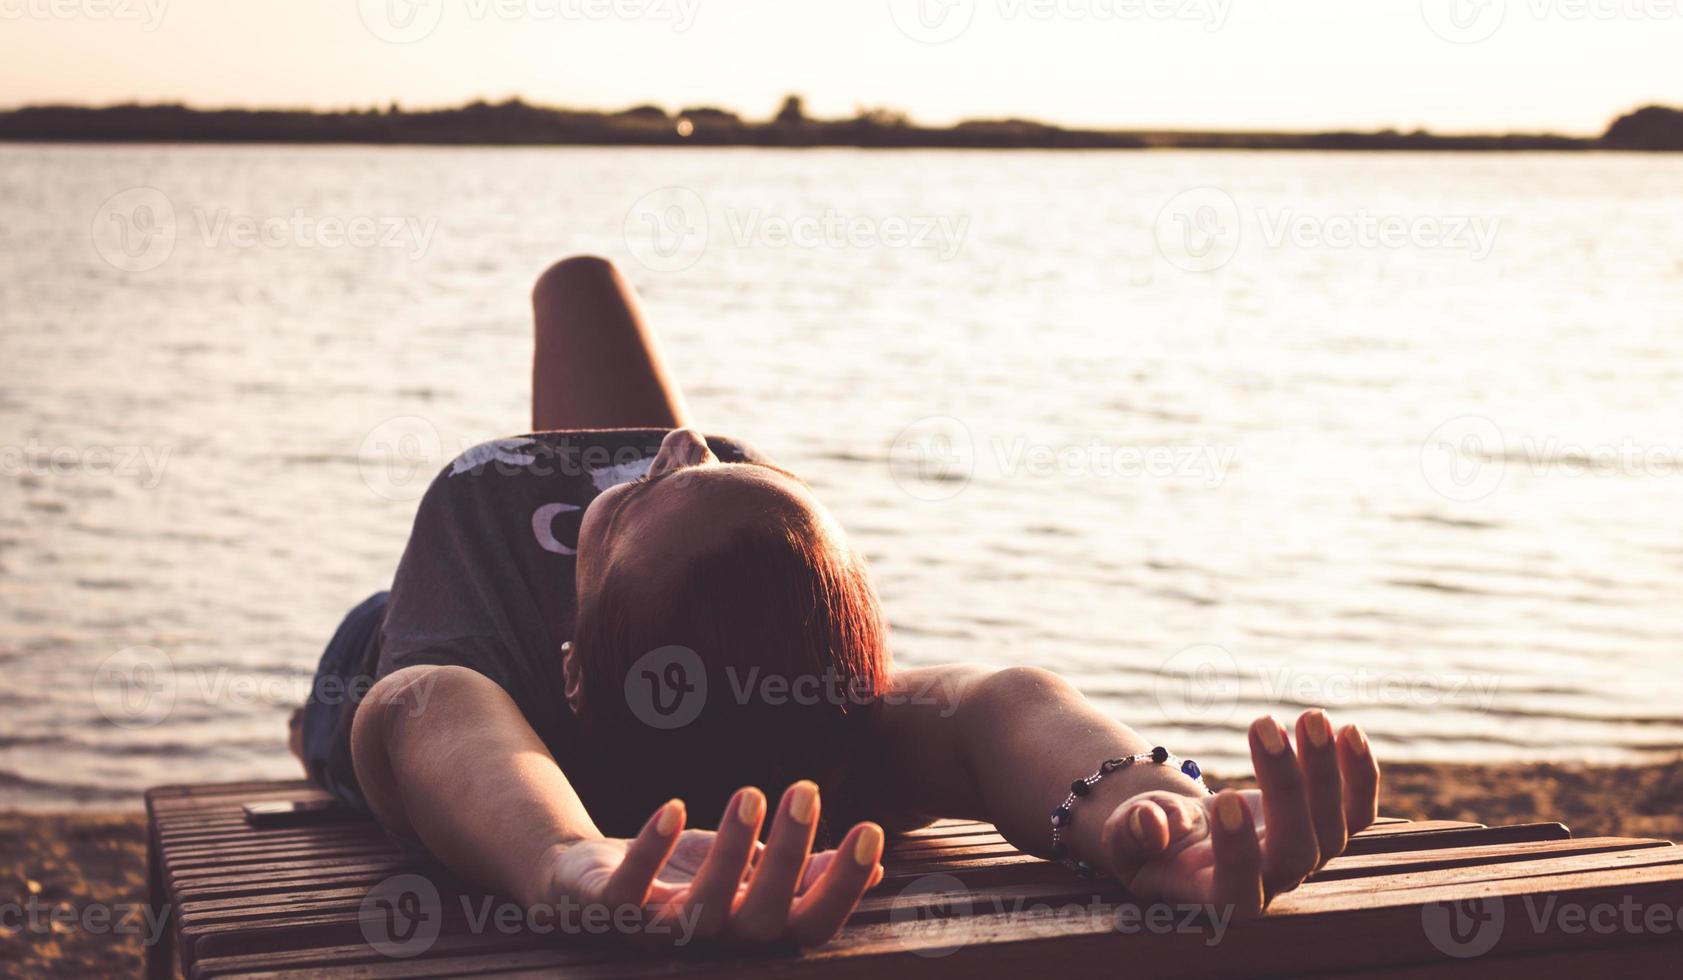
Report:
2,144,1681,809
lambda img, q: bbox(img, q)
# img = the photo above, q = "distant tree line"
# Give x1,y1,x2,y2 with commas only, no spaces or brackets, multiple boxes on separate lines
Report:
0,97,1678,151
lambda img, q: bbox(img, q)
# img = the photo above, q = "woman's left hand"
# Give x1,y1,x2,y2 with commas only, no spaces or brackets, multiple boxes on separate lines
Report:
1097,711,1379,917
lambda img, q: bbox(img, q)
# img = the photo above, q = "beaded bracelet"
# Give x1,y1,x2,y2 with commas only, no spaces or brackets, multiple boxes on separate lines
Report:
1049,746,1212,878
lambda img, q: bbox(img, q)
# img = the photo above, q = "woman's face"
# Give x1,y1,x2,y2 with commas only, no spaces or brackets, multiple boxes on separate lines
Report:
575,428,837,601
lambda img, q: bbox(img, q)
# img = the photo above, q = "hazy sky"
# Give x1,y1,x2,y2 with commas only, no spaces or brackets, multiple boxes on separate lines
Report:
2,0,1679,134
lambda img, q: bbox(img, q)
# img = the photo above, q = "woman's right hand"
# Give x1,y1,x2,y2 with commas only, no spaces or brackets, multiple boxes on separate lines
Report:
539,781,885,948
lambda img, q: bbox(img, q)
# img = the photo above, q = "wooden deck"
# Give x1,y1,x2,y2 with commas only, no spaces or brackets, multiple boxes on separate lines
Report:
147,780,1683,978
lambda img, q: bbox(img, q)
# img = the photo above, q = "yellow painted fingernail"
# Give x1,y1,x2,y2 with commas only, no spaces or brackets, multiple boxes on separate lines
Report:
1307,711,1331,748
1217,793,1245,832
737,790,764,827
1127,806,1146,841
1257,719,1286,755
788,781,818,824
657,799,683,835
853,824,884,867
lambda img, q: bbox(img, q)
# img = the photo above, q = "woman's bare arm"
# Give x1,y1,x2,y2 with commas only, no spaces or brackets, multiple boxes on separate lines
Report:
351,664,884,943
858,665,1379,914
351,665,602,907
857,666,1199,850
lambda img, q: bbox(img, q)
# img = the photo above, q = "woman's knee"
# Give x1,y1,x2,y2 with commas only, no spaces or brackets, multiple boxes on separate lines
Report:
533,255,622,309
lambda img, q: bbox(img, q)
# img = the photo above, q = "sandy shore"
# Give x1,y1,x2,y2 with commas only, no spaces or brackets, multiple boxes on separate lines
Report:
4,759,1681,978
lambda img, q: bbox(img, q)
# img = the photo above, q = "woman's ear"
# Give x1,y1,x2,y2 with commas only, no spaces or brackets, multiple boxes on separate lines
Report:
562,641,584,715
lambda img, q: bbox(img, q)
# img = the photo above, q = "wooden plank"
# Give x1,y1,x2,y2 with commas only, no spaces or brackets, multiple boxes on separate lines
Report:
772,853,1683,980
1312,836,1669,882
866,838,1673,926
881,840,1019,862
172,861,411,894
1279,841,1683,907
148,780,319,801
184,840,1683,978
148,783,1678,980
165,841,405,871
1355,820,1487,836
1342,824,1569,857
191,938,635,979
176,870,409,904
1330,935,1683,979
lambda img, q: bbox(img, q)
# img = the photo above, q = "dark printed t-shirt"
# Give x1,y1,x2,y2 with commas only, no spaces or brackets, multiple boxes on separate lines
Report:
330,429,770,802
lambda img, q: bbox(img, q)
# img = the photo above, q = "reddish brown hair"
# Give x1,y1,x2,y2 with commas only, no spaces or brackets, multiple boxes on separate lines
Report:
571,503,889,838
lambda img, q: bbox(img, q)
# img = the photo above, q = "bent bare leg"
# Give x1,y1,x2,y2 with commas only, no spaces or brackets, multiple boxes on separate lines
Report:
531,256,693,431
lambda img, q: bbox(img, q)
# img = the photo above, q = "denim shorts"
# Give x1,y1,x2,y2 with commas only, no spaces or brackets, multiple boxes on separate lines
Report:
300,591,389,816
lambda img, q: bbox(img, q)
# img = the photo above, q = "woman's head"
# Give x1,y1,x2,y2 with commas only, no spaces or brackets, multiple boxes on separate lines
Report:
567,429,889,834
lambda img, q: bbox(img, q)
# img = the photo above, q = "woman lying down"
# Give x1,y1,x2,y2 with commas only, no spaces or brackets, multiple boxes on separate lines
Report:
292,256,1381,948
